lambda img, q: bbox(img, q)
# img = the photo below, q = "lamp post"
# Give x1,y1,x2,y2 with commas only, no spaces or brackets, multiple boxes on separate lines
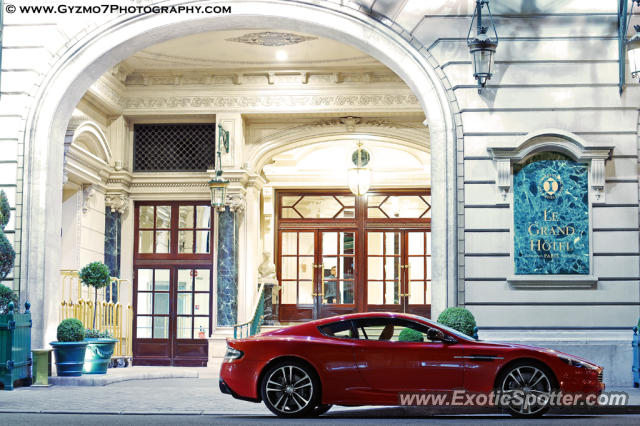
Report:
209,124,229,209
347,142,371,196
467,0,498,93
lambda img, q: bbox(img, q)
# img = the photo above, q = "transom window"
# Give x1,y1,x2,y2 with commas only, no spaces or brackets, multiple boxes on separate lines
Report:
136,202,212,256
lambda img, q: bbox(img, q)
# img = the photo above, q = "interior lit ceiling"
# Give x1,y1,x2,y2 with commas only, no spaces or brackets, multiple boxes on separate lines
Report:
120,29,385,71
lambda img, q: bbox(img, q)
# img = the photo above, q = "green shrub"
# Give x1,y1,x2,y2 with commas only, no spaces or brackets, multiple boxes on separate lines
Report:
0,191,10,231
84,329,112,339
0,283,18,315
398,327,424,342
57,318,85,342
437,307,477,337
79,261,111,329
0,231,16,281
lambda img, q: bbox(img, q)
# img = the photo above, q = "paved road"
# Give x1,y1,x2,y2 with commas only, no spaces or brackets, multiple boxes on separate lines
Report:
2,413,640,425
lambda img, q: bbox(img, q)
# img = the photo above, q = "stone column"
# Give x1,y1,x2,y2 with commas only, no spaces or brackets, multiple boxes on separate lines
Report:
216,206,238,326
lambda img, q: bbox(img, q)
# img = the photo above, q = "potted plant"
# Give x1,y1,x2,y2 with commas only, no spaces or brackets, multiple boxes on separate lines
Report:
50,318,87,376
83,329,117,374
79,261,117,374
437,307,477,337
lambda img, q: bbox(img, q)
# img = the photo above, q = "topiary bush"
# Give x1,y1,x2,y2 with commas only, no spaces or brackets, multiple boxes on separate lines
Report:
79,261,111,329
0,283,18,315
398,327,424,342
437,307,477,337
57,318,85,342
0,231,16,281
0,190,10,231
84,329,112,339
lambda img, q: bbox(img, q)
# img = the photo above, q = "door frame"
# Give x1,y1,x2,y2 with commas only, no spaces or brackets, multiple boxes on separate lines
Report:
276,190,431,322
132,201,214,366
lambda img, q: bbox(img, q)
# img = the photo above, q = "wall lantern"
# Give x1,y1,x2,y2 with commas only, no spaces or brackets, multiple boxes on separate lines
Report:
209,124,230,209
618,0,640,92
347,142,371,196
467,0,499,93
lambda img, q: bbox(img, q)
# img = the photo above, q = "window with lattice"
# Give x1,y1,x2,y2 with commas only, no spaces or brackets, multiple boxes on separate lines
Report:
133,124,215,172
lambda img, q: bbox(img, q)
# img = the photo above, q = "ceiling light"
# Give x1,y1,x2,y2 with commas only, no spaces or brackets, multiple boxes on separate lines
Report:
275,50,288,61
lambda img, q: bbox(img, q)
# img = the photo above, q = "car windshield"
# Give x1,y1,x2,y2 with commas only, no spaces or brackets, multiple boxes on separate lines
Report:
411,315,475,341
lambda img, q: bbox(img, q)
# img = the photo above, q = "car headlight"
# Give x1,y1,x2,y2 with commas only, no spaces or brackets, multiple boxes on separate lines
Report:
558,355,598,370
223,346,244,362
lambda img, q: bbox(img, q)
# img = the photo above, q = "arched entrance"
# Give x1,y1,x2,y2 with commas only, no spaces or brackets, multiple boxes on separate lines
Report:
21,1,457,347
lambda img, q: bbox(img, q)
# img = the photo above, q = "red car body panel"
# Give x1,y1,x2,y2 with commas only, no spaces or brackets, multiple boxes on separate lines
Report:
219,312,604,406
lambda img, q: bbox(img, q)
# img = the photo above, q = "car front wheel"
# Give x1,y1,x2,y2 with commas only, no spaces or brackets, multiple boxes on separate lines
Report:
498,362,555,418
260,361,319,418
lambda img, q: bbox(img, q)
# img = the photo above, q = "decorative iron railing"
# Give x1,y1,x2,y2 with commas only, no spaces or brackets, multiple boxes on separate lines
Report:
59,270,132,357
233,283,265,339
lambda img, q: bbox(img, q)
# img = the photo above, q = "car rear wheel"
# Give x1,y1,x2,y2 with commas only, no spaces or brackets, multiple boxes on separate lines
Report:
498,362,554,418
260,361,320,418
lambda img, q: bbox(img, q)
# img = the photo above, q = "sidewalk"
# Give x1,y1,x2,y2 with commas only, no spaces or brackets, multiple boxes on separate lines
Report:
1,366,639,416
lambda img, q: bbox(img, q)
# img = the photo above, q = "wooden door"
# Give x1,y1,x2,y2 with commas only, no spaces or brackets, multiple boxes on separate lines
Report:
133,202,213,366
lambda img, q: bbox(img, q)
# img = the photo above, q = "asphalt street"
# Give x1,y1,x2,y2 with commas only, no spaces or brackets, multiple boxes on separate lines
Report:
2,413,640,425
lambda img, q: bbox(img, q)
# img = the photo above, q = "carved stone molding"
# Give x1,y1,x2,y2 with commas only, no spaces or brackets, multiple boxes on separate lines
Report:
121,94,419,113
225,31,318,46
82,184,97,214
105,193,129,214
225,193,246,214
488,129,613,205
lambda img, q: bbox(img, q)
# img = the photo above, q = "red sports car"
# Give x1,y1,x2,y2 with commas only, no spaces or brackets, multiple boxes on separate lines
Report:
219,312,604,418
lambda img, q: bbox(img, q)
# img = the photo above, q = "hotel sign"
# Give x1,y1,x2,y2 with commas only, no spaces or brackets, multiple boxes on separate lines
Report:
513,159,589,275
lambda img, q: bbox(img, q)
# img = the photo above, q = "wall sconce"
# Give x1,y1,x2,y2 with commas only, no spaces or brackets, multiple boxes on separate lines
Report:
209,124,230,209
467,0,499,93
619,0,640,92
347,142,371,196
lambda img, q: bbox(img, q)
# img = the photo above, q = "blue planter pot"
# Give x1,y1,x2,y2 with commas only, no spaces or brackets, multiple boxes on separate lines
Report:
50,341,88,377
83,338,117,374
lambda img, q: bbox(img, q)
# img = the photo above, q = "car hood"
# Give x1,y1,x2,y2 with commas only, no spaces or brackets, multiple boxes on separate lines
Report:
477,340,600,367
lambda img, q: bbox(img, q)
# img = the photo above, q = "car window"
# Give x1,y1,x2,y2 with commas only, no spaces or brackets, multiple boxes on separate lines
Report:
352,317,437,343
318,320,357,339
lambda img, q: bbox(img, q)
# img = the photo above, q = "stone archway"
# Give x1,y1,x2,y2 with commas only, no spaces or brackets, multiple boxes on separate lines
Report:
21,0,457,346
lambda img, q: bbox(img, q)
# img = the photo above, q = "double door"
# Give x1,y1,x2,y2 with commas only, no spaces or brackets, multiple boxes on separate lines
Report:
279,230,357,321
366,230,431,318
133,266,212,366
278,229,431,321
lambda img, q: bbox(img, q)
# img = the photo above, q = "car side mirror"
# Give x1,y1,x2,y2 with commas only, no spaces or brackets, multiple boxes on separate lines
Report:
427,328,457,344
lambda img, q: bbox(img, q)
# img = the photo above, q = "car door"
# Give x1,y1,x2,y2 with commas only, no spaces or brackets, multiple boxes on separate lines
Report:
351,317,465,399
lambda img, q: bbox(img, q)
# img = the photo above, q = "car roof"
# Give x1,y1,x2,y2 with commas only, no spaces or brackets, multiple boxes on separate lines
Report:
312,311,431,326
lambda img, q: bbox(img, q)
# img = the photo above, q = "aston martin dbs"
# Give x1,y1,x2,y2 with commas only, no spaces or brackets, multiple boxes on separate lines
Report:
219,312,604,417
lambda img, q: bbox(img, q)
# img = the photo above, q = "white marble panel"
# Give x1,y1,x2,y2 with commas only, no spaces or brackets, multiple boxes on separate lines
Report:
592,207,639,229
465,256,512,278
465,232,510,254
594,255,640,277
603,182,639,204
465,207,511,229
464,159,496,181
593,231,640,253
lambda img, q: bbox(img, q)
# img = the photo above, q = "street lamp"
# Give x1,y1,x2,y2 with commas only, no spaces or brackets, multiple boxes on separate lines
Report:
467,0,499,93
347,142,371,196
209,124,229,209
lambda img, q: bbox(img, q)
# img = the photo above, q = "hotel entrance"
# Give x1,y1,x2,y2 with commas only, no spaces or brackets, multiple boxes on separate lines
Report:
277,191,431,322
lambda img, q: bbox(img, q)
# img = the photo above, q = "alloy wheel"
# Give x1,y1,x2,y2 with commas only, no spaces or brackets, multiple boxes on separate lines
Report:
263,364,315,416
500,364,553,417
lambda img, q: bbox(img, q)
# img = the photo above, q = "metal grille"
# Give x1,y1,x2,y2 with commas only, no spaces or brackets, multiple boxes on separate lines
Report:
133,124,215,172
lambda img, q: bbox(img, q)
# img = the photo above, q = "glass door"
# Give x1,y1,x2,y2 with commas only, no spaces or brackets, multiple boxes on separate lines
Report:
365,231,402,313
279,231,316,321
317,231,356,318
365,230,431,316
133,201,213,366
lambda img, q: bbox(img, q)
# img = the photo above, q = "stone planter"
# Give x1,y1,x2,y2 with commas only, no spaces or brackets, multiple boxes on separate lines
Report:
50,341,88,377
83,338,117,374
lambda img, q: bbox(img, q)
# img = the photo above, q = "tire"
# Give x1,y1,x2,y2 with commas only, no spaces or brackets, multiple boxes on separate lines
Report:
260,360,320,418
312,404,332,416
497,361,555,418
